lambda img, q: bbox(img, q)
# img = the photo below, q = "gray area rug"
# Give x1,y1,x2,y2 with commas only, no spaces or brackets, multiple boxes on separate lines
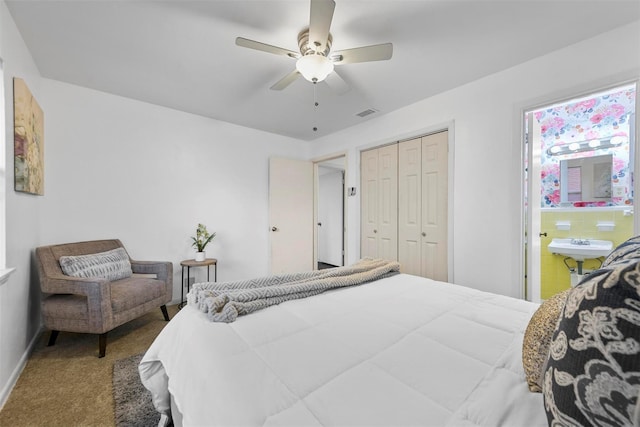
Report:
113,353,160,427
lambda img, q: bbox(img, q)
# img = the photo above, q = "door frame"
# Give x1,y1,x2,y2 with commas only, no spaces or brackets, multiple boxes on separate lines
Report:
520,79,639,302
312,152,348,270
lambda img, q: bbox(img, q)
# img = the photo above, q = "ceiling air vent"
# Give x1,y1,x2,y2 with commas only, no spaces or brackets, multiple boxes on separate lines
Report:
356,108,378,118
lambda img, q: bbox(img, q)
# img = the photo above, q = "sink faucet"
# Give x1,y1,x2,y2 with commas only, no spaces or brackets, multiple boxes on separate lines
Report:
571,238,591,246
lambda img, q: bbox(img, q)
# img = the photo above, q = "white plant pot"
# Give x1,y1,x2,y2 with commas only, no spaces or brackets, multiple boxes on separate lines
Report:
195,251,206,262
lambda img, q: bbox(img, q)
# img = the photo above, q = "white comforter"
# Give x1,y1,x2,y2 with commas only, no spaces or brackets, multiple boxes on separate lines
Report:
140,273,547,426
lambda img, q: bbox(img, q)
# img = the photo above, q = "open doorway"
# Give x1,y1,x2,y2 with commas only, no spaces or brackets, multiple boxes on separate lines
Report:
315,156,346,269
524,83,637,302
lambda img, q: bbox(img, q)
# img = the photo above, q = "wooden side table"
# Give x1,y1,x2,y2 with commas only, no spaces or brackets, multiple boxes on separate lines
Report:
179,258,217,308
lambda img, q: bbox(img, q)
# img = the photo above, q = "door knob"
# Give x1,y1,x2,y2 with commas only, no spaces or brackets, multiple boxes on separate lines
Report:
373,229,377,233
421,232,426,237
271,226,278,232
317,222,322,226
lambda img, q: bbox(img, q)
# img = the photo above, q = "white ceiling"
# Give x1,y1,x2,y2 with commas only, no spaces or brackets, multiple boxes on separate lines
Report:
6,0,640,141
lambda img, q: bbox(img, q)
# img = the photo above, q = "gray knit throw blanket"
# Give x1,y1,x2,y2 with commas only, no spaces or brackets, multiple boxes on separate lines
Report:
187,258,400,323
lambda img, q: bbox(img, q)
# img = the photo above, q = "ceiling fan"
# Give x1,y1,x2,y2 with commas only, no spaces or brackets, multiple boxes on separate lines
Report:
235,0,393,93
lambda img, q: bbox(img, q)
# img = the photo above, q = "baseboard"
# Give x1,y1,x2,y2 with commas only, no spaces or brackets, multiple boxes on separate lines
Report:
0,326,43,410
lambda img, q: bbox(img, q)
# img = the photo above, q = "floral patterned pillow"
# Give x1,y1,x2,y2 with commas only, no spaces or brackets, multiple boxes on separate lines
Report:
601,235,640,267
542,257,640,426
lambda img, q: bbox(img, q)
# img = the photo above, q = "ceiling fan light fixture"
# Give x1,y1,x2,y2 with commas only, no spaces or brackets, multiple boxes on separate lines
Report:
296,54,334,82
236,0,392,93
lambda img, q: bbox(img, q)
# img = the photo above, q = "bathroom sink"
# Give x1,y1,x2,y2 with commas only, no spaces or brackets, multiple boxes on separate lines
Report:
547,238,613,261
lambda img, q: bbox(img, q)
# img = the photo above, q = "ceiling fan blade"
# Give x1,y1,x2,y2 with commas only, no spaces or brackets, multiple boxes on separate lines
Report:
331,43,393,65
270,70,301,90
236,37,300,59
324,71,350,95
309,0,335,53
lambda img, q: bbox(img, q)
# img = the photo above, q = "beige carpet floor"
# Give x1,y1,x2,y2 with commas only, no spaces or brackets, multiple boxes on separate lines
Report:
0,304,179,427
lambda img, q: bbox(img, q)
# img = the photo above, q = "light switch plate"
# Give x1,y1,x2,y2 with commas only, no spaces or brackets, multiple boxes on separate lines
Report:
613,186,625,197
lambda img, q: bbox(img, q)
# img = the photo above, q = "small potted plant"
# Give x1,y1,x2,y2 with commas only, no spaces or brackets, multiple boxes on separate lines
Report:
191,223,216,261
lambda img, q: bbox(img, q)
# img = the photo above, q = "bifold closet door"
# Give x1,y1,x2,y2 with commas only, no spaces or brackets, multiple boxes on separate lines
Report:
398,131,448,280
398,138,422,275
360,144,398,260
421,131,448,282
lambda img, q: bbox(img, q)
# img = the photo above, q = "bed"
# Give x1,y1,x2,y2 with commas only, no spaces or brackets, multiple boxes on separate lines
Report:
139,267,549,426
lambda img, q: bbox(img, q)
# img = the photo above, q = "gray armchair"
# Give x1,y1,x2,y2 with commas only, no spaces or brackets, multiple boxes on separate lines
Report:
35,239,173,357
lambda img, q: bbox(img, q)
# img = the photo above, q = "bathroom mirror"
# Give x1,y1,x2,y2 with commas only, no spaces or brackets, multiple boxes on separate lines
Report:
559,154,612,205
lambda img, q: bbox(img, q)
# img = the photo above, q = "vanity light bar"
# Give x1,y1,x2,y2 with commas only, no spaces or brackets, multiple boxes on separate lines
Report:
546,136,628,157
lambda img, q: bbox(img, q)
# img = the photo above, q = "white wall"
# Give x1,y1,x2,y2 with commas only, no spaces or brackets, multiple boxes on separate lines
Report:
0,0,311,406
310,21,640,299
0,0,47,407
39,79,310,295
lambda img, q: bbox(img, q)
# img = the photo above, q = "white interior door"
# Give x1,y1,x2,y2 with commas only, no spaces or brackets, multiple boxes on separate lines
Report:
269,157,313,273
318,168,344,266
361,145,398,260
398,132,448,279
421,131,448,281
361,149,380,258
377,145,398,260
526,113,543,302
398,138,422,275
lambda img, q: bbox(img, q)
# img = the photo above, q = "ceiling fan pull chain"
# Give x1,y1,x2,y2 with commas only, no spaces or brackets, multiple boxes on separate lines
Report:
313,83,319,132
314,82,318,107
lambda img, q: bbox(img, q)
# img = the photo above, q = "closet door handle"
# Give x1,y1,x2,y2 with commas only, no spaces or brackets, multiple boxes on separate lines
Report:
421,232,426,237
373,229,377,233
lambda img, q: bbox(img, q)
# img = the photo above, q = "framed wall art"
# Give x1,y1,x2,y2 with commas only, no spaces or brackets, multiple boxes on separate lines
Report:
14,77,44,195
